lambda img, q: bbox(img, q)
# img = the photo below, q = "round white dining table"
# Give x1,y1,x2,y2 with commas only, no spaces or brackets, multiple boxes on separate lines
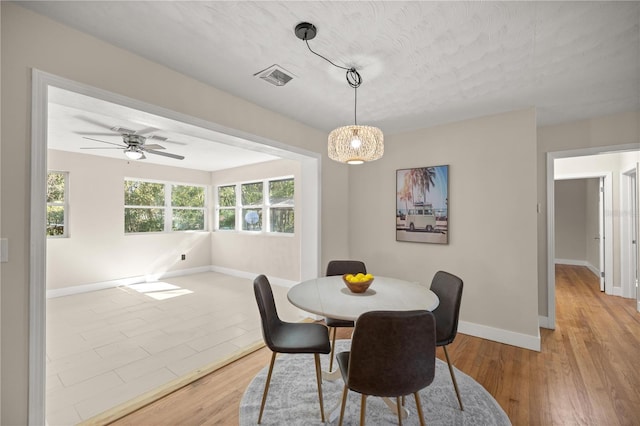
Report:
287,275,439,422
287,275,439,321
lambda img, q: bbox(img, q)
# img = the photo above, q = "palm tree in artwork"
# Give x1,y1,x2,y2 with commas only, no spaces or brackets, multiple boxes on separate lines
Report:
406,169,421,204
421,167,436,193
398,176,413,214
407,167,436,204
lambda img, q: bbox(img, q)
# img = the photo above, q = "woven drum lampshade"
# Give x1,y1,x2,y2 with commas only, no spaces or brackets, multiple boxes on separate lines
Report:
328,125,384,165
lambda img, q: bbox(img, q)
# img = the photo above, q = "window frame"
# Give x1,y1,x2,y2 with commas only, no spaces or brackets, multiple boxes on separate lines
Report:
241,181,264,232
124,178,208,234
215,175,295,235
216,184,237,231
267,177,295,234
170,183,207,232
46,170,69,238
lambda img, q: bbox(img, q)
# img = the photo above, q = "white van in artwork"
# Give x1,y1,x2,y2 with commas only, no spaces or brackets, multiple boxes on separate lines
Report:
406,203,436,231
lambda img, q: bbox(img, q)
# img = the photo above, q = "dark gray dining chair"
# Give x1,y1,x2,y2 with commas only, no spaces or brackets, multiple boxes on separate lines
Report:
336,310,436,426
430,270,464,410
253,274,331,423
325,260,367,371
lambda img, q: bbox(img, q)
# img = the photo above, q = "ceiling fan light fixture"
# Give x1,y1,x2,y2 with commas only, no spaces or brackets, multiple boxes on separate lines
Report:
124,147,144,160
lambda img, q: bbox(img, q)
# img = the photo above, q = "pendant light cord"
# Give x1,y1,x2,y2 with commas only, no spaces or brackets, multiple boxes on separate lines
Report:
304,39,362,89
304,38,362,125
354,86,358,125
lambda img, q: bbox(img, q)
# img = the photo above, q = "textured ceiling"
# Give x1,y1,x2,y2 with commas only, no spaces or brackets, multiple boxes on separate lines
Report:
17,1,640,168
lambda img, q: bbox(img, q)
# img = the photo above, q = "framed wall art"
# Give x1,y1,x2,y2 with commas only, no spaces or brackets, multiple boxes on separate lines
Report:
396,165,449,244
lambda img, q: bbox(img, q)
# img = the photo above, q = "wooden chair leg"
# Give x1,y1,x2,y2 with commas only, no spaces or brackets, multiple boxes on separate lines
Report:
338,385,349,426
443,345,464,411
314,353,326,422
414,391,426,426
396,397,403,426
329,327,337,371
258,352,277,424
401,395,405,406
360,394,367,426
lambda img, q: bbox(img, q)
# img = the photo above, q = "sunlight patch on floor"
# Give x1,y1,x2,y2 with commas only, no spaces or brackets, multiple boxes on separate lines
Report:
126,282,194,300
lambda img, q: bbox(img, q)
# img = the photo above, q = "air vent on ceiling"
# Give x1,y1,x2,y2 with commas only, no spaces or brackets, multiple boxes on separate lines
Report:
254,64,294,86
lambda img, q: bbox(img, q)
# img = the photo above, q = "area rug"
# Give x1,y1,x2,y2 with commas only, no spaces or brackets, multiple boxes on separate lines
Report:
240,340,511,425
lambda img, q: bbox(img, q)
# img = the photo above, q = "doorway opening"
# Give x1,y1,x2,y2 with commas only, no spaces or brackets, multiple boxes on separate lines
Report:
29,70,321,424
553,174,611,293
546,144,640,329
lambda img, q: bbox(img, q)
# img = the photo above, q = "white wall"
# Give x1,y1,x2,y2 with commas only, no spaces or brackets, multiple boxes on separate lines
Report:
537,111,640,316
554,179,589,261
47,150,213,290
211,159,302,281
1,4,343,423
348,108,541,346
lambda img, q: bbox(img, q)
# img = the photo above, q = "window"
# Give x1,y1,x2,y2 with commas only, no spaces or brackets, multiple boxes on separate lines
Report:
269,178,294,233
216,177,294,234
124,180,165,233
217,185,236,230
124,179,206,233
47,171,68,237
241,182,263,231
171,184,205,231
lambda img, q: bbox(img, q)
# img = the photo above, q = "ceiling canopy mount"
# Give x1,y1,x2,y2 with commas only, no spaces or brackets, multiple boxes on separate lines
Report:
294,22,317,41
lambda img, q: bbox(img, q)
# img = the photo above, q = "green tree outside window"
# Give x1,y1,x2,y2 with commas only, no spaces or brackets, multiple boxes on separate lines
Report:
47,172,67,237
269,178,294,233
172,185,205,230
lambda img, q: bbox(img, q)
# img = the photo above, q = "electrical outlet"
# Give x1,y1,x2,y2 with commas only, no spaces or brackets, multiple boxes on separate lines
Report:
181,254,186,261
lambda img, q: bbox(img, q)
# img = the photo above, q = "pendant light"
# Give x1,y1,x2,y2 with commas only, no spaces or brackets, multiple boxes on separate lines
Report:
295,22,384,165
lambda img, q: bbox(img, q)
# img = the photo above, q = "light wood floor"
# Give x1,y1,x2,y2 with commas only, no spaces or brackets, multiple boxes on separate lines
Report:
110,265,640,425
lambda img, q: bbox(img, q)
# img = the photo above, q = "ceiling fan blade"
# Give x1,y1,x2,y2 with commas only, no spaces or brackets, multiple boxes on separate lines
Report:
75,131,121,136
82,136,126,148
134,126,159,135
143,144,165,150
75,115,114,130
80,147,123,150
145,149,185,160
147,135,188,146
164,139,188,146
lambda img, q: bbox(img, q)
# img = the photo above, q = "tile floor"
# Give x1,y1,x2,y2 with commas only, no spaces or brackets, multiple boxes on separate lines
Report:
45,272,304,425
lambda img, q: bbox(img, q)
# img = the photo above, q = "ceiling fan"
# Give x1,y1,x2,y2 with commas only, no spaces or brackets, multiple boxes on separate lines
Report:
76,116,185,160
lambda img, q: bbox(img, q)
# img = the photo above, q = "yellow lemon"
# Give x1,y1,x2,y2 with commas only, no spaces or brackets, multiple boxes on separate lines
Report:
355,273,365,279
365,273,373,280
345,274,354,281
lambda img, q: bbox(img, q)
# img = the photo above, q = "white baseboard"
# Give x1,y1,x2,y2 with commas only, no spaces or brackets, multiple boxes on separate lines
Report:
555,259,628,297
209,265,298,288
585,263,599,278
538,315,552,329
47,276,145,298
555,258,600,276
48,265,299,299
458,320,541,352
555,258,589,266
47,266,213,298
